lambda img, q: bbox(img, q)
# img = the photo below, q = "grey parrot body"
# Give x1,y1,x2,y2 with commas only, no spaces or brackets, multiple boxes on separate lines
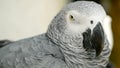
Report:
0,1,111,68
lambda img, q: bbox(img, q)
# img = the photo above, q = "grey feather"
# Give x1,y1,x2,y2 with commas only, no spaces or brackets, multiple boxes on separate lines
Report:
0,1,111,68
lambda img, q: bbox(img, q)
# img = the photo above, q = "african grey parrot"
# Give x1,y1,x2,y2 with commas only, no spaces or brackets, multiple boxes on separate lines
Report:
0,1,111,68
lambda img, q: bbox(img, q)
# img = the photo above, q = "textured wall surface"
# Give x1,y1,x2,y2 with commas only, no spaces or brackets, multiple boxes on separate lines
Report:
0,0,70,40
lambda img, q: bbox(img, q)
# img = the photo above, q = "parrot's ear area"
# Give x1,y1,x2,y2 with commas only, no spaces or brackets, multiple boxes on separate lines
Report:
82,23,104,57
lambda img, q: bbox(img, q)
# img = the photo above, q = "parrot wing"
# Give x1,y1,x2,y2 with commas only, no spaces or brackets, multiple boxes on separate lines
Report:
0,40,12,48
0,34,66,68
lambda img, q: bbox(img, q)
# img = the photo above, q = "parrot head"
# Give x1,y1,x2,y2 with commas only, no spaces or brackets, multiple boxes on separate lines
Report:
47,1,106,57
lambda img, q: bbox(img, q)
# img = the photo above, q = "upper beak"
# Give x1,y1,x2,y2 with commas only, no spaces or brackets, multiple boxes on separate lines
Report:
82,23,104,57
91,23,104,56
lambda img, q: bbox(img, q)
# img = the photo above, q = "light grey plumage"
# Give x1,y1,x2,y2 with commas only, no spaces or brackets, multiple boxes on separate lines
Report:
0,1,111,68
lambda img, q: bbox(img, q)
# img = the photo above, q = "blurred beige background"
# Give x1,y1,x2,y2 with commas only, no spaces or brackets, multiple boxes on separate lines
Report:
0,0,70,40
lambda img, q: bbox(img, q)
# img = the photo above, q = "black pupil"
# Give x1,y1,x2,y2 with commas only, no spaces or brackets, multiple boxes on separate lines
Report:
90,20,93,24
70,15,73,19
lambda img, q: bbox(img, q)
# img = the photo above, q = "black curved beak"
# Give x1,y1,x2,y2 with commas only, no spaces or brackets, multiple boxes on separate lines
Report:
82,23,104,57
91,23,104,56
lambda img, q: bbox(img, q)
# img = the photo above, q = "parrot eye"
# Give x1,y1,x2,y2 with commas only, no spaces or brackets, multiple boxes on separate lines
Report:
69,15,75,21
90,20,93,24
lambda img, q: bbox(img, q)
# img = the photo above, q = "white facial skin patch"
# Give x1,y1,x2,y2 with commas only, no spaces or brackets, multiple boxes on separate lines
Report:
65,10,99,34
